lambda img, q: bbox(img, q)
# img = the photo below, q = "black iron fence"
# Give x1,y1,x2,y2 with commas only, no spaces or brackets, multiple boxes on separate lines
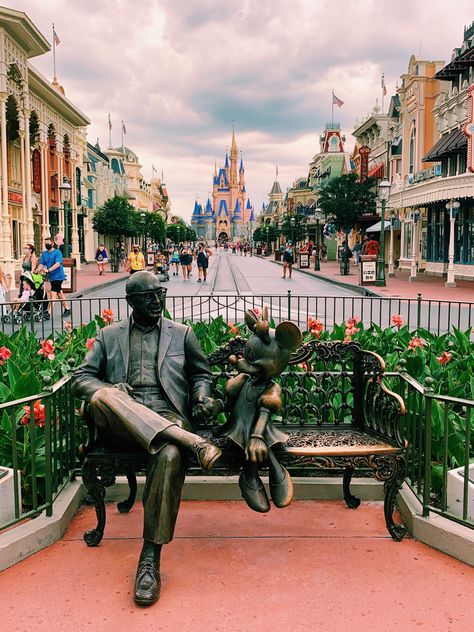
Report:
1,291,473,338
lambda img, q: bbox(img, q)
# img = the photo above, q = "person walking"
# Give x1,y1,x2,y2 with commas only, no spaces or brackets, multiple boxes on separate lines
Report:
352,240,362,265
282,242,294,279
365,234,380,257
36,237,71,318
125,245,146,274
95,243,109,276
196,244,211,283
179,244,192,280
170,247,180,276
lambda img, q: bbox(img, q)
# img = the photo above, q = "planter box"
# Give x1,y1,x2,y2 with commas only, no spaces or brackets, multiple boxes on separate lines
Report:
447,463,474,521
0,467,20,526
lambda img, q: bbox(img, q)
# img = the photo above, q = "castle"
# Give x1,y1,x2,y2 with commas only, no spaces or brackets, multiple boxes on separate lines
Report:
191,131,256,242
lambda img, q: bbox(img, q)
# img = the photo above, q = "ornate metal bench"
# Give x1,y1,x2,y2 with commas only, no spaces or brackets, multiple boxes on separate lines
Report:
80,338,407,545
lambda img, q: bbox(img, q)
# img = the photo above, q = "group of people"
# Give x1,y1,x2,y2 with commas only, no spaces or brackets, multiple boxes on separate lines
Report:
350,234,380,265
0,237,71,320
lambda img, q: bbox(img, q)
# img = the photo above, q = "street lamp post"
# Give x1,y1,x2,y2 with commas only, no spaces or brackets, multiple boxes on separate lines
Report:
445,200,460,287
409,209,419,282
314,207,322,271
265,225,269,253
140,212,146,252
290,216,296,245
388,210,397,277
59,177,72,257
376,179,391,287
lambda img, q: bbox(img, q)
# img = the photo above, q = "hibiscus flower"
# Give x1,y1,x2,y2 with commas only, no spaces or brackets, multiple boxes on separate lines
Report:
436,351,452,366
307,316,324,338
38,339,55,360
101,309,114,325
408,337,424,350
20,400,46,428
391,314,404,328
0,346,12,366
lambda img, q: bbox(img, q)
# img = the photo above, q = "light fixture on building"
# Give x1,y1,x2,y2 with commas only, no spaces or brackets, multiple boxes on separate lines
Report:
445,200,460,288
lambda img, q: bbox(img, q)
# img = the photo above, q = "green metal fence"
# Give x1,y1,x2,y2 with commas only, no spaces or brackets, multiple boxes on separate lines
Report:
0,375,76,533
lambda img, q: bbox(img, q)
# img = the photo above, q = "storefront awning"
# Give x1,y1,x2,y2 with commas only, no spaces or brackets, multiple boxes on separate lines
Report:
435,47,474,80
422,128,467,162
367,163,385,179
365,220,391,232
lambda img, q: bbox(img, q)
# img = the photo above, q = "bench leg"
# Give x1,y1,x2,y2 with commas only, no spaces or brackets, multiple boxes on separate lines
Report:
82,458,107,547
383,456,407,542
117,468,138,514
343,465,361,508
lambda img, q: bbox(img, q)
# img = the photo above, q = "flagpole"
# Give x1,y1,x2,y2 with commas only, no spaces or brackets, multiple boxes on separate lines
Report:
52,23,57,81
108,113,112,149
121,120,124,150
381,74,385,115
331,90,334,126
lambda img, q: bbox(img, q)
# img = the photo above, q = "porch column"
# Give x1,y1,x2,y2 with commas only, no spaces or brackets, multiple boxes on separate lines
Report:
70,160,81,269
445,200,460,288
409,212,417,282
18,122,28,247
39,141,49,240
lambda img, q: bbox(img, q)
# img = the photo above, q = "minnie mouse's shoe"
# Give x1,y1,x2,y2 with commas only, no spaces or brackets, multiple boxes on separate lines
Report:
239,470,270,513
269,465,294,508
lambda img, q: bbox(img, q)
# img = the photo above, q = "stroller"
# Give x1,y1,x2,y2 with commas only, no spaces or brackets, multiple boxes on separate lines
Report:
3,271,46,324
153,256,170,282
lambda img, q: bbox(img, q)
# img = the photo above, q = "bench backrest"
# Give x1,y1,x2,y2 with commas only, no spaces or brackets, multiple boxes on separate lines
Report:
205,338,385,430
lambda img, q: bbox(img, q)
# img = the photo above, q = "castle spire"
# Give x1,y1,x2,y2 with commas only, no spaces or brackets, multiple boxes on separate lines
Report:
231,125,238,156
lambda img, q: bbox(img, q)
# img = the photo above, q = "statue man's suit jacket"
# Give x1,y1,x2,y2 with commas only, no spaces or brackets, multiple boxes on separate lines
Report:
71,316,213,423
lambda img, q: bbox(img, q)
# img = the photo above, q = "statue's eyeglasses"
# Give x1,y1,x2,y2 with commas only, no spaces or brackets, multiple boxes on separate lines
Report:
127,289,167,301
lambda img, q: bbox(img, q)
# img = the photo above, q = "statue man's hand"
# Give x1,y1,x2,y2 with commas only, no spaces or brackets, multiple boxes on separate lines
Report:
192,396,223,423
245,437,268,463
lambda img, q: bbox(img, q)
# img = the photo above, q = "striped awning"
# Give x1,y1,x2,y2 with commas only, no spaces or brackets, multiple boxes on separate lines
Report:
422,128,467,162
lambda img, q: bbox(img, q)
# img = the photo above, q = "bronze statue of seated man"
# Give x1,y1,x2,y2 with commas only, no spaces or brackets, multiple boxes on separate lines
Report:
72,271,222,606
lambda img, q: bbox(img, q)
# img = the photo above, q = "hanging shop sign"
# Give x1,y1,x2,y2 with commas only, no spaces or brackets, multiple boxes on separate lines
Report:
464,84,474,173
359,146,371,182
32,149,41,193
1,189,23,205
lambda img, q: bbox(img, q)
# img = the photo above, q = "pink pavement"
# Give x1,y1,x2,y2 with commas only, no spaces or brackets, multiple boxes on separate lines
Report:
1,500,473,632
73,263,128,295
295,260,474,302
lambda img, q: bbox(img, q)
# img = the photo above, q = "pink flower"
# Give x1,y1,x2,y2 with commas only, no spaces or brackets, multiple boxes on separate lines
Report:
64,320,72,334
38,339,55,360
343,336,351,343
391,314,404,328
307,316,324,338
408,337,424,350
86,338,96,350
0,346,12,366
101,309,114,325
436,351,452,366
20,400,46,428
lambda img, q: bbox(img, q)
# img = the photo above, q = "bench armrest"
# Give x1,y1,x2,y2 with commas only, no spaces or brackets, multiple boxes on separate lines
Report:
362,351,407,449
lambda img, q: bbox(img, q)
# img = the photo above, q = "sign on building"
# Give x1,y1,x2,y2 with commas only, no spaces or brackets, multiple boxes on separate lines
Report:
464,84,474,173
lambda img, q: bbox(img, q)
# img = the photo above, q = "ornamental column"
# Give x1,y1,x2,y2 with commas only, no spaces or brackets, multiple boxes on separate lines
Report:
39,139,49,240
0,93,12,264
18,117,28,247
23,109,34,243
70,158,81,269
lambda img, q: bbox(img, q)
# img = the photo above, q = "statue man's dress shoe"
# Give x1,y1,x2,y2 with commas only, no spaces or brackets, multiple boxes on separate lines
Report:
134,560,161,606
239,470,270,513
193,440,222,471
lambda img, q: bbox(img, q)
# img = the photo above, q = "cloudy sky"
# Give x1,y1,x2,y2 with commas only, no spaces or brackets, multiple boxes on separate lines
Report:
10,0,474,221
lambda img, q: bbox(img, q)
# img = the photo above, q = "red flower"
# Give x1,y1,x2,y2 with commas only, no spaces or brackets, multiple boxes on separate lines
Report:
227,323,239,335
86,337,96,350
307,317,324,338
20,400,46,428
408,337,424,350
0,346,12,366
346,316,361,327
101,309,114,325
38,339,55,360
391,314,404,328
300,362,309,371
436,351,452,366
343,336,351,343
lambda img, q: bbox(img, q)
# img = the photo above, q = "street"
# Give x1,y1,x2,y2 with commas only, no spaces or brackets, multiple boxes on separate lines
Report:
1,252,471,336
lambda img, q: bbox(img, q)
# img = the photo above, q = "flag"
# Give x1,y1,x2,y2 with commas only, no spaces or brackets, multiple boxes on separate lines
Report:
122,120,126,134
53,28,60,46
332,93,344,108
381,74,387,97
108,114,112,131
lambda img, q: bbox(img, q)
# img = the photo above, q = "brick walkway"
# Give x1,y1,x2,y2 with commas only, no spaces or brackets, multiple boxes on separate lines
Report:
0,500,472,631
73,263,128,295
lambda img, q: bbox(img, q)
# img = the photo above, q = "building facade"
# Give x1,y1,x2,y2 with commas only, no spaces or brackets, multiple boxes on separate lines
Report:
389,26,474,282
191,131,255,241
0,7,90,278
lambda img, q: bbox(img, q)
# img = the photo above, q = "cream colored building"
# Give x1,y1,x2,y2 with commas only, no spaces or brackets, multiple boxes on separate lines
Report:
0,7,89,280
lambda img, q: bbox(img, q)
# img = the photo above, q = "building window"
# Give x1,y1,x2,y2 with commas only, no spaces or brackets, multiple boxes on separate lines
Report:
409,128,416,174
427,207,446,262
403,221,412,258
449,155,457,177
464,205,474,264
458,151,467,174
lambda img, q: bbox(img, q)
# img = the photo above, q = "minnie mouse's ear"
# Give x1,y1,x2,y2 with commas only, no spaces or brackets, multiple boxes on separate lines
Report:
275,321,302,351
245,309,259,331
262,305,269,322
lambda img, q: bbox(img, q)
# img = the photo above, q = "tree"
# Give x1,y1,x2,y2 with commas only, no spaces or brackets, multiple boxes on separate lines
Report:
166,219,195,244
317,173,377,234
130,211,166,246
92,196,136,239
253,224,279,244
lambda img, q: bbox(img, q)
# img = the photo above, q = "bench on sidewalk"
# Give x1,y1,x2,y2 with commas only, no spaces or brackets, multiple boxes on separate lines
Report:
80,338,408,544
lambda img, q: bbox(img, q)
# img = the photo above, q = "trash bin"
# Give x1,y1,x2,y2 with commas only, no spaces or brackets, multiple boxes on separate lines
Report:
359,255,377,285
61,257,77,293
298,250,310,268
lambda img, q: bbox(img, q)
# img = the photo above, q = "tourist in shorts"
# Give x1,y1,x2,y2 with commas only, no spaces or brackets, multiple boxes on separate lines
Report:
282,241,294,279
196,244,211,282
36,237,70,318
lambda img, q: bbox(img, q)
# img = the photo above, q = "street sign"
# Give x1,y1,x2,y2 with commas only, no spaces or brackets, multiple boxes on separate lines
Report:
299,251,309,268
360,256,376,285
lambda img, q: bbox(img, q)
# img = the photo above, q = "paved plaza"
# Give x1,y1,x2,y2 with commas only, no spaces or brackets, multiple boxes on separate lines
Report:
1,500,473,632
